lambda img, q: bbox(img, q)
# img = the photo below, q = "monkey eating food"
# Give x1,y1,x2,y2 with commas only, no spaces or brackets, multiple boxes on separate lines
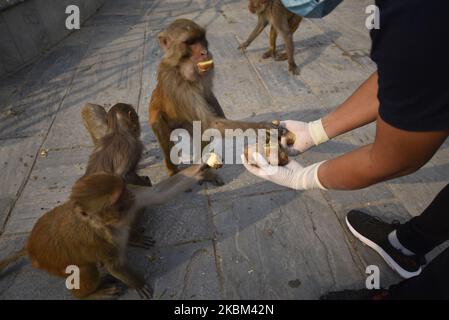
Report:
238,0,303,75
149,18,280,185
0,164,209,299
244,140,290,166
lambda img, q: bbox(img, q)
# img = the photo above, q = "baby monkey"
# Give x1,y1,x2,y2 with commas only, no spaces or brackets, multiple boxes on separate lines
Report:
239,0,303,75
82,103,152,186
0,164,208,299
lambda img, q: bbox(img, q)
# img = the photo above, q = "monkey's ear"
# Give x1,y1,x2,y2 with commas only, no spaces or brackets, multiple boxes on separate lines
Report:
109,187,124,205
158,32,171,51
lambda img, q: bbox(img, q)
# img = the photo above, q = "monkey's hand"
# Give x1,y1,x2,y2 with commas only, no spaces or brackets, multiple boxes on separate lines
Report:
241,153,326,191
238,41,250,51
280,119,329,155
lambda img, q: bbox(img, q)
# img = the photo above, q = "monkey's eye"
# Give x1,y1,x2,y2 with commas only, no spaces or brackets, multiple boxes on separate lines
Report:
185,37,199,46
185,35,206,46
80,211,88,217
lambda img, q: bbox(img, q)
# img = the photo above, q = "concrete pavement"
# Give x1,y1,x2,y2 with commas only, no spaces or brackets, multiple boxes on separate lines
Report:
0,0,448,299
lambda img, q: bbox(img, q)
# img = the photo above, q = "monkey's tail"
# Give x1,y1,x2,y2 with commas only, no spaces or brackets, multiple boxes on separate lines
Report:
0,247,26,272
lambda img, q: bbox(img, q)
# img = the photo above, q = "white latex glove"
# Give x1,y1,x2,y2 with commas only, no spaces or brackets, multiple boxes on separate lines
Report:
280,119,329,155
241,153,326,190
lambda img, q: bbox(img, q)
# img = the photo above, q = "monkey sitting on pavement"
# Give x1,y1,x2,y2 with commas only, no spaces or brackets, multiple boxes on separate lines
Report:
82,103,152,187
149,19,279,185
0,164,208,299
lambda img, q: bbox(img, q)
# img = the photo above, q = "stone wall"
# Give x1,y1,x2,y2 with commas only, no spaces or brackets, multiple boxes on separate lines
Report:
0,0,106,77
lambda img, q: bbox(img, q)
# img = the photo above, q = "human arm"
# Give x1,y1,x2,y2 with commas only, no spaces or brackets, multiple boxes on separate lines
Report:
318,115,449,190
282,71,380,154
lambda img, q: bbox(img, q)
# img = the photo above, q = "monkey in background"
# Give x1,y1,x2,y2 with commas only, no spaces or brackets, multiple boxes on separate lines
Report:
149,19,277,184
0,165,207,299
239,0,303,75
82,103,152,187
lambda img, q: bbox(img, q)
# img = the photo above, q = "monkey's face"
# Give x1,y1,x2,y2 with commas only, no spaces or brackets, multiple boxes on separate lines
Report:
159,19,213,81
182,32,214,80
184,33,211,71
248,0,268,14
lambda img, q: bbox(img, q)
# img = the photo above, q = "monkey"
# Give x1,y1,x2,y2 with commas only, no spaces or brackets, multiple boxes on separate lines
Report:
82,103,152,187
238,0,303,75
149,19,278,184
0,164,208,299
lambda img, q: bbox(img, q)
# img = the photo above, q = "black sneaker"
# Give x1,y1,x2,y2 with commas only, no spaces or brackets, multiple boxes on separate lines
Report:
346,210,425,279
320,289,388,300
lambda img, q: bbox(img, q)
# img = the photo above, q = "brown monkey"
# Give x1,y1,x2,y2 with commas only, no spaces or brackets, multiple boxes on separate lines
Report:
149,19,276,183
82,103,154,250
83,103,152,187
0,165,207,299
238,0,303,75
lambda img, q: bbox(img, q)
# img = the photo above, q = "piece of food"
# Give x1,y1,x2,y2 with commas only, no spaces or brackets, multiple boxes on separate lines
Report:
271,119,296,146
206,152,223,169
266,143,289,166
244,143,289,166
39,149,48,158
197,59,214,72
284,131,296,146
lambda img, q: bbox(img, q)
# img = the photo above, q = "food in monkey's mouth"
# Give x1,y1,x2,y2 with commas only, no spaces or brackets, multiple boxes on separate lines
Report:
244,143,289,166
197,59,214,72
206,152,223,169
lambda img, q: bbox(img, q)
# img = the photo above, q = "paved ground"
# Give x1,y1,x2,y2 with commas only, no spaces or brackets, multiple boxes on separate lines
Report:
1,0,448,299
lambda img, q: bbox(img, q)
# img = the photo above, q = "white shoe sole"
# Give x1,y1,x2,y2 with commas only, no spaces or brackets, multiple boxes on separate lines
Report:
345,215,422,279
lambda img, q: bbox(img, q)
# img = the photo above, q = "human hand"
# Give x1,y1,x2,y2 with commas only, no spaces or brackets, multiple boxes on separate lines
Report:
280,119,329,155
241,152,326,190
